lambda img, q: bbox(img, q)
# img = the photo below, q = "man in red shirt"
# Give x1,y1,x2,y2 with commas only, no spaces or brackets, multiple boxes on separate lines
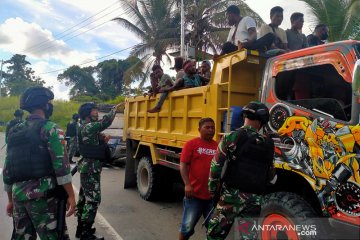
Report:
179,118,218,240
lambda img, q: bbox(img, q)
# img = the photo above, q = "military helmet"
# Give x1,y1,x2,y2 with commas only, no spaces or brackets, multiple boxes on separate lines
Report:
241,101,270,125
14,109,24,117
78,102,97,120
20,87,54,112
72,113,80,120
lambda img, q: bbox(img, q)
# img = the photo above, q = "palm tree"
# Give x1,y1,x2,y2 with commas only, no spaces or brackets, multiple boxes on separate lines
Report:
182,0,264,59
298,0,360,41
113,0,180,74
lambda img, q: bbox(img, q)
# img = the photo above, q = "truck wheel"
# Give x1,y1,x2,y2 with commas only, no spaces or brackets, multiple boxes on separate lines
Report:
124,139,136,188
137,156,160,201
260,192,320,240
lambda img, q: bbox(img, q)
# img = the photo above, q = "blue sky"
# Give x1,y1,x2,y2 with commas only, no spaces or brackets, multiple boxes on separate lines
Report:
0,0,312,99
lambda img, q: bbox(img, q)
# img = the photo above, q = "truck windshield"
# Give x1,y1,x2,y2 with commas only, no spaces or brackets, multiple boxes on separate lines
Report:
275,64,352,122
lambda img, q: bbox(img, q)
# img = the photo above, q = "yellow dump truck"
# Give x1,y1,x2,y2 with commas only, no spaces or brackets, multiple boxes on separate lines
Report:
124,41,360,238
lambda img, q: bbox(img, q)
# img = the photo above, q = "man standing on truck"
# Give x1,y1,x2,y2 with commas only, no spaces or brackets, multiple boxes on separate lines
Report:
226,5,274,52
206,102,276,240
179,118,218,240
3,86,76,239
259,6,289,52
76,102,122,240
286,12,308,51
307,24,329,47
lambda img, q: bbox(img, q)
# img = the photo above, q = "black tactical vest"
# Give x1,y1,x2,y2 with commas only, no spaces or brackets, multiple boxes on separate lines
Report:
223,129,275,194
6,120,54,183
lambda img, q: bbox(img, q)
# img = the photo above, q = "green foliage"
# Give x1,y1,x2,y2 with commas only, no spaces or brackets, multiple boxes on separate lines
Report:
0,96,81,131
70,95,103,103
114,0,181,69
1,54,44,96
105,95,126,104
57,57,144,100
298,0,360,41
51,100,81,130
57,65,99,98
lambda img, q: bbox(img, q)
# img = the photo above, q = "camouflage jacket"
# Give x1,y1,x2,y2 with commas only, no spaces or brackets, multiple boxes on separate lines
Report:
2,114,71,201
208,125,262,195
5,118,24,143
78,109,116,174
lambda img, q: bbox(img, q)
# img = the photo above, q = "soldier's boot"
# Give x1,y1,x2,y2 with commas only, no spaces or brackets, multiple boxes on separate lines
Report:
80,223,104,240
76,218,96,238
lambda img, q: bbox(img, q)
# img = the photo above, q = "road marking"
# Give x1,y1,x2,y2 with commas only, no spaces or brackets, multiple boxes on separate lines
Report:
72,185,124,240
0,167,2,175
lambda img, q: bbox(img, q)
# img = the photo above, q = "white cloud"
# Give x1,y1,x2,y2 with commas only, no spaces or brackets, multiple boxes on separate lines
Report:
32,61,70,100
0,17,98,67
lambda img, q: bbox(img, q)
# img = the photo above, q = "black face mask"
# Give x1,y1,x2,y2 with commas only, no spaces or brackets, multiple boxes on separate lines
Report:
45,103,53,119
321,33,328,40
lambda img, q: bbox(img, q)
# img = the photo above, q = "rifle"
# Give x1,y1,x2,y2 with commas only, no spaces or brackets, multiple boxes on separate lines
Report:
202,164,227,227
57,165,78,239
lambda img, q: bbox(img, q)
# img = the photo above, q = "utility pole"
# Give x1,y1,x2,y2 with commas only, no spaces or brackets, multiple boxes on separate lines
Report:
0,60,3,97
180,0,185,57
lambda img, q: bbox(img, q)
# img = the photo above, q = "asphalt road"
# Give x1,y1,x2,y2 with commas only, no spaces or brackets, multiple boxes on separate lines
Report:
0,132,212,240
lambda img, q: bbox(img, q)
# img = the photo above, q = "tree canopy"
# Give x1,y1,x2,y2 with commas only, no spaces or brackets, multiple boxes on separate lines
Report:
57,56,144,100
1,54,44,96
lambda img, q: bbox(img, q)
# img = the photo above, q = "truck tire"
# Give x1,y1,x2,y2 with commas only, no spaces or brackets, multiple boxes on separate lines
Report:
260,192,321,240
137,156,160,201
124,139,136,188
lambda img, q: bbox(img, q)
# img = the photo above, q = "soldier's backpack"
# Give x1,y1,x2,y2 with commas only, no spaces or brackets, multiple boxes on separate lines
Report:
223,128,275,195
7,120,54,183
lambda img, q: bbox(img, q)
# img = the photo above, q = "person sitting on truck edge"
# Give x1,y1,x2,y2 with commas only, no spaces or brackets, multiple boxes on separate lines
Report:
259,6,289,52
171,56,186,80
147,65,175,113
200,60,211,79
286,12,308,51
179,118,218,240
226,5,274,52
144,72,158,98
168,60,210,91
307,24,329,47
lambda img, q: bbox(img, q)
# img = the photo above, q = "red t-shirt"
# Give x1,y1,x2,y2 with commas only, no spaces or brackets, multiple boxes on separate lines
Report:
180,137,218,200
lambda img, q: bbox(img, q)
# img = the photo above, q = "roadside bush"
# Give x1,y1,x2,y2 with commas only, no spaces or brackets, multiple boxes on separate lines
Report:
0,96,81,131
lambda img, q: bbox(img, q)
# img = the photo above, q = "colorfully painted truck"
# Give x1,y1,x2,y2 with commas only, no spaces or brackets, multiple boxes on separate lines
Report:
123,40,360,239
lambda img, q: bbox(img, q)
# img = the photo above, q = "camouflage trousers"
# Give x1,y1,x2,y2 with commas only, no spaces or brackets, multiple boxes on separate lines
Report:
13,196,69,240
77,172,101,224
206,186,262,240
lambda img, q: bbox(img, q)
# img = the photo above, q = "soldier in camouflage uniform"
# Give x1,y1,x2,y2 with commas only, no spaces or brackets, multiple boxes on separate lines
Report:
66,113,80,164
207,102,275,240
5,109,24,142
76,102,122,240
2,86,76,240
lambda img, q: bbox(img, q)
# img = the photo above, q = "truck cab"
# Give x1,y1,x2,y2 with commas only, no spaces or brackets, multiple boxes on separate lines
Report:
124,40,360,238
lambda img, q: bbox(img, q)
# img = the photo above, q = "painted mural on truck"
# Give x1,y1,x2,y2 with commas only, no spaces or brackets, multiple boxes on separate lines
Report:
267,110,360,223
